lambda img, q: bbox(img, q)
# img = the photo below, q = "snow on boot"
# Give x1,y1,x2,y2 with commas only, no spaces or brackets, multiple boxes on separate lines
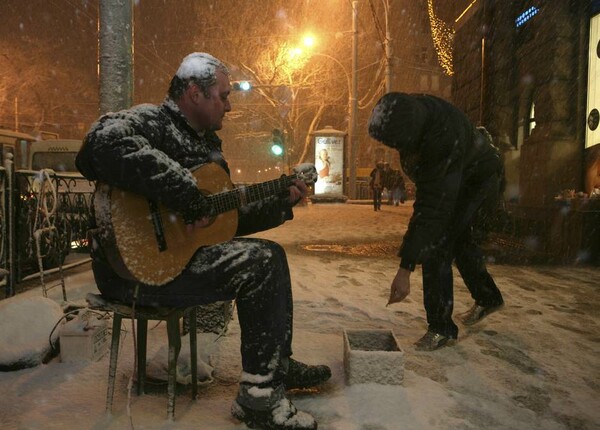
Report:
232,397,317,430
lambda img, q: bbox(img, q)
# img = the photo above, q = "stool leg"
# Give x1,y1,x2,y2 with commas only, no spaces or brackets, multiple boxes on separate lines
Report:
106,313,123,414
137,318,148,396
166,313,182,420
189,308,198,400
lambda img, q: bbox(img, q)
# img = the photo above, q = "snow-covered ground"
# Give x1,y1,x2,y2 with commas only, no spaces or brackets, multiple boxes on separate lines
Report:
1,203,599,430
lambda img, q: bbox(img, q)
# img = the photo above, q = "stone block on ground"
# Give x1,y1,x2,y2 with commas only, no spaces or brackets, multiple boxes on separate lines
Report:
343,329,404,385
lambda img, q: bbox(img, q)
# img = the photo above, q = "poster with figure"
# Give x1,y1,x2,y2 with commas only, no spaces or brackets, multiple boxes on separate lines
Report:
585,13,600,195
314,135,344,195
587,13,600,150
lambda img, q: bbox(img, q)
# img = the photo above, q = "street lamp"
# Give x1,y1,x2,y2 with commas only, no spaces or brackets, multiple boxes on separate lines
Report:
308,53,351,102
297,24,358,198
348,0,390,198
307,52,353,195
350,0,358,199
381,0,392,93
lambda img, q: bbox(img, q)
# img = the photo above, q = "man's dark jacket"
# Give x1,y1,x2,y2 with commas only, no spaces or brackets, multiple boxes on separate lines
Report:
76,98,294,271
368,93,503,271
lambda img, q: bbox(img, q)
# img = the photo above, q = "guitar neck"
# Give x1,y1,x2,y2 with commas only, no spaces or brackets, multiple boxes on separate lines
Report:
207,173,298,214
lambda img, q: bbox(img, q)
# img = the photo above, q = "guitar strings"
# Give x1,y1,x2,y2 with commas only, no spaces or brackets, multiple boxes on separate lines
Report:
113,173,302,224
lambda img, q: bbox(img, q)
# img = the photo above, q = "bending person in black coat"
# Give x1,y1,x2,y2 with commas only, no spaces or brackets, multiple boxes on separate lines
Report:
76,52,329,430
368,92,505,351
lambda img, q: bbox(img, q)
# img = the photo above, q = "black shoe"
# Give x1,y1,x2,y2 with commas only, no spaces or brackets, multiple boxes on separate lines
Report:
284,358,331,390
460,302,504,326
231,398,317,430
414,331,456,351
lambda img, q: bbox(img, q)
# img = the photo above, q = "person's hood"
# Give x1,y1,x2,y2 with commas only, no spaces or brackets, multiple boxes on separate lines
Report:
368,92,427,152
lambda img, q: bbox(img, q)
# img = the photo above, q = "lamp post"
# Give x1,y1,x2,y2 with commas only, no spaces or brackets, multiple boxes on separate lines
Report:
301,2,359,198
98,0,134,114
312,53,357,198
309,53,351,105
349,0,358,199
349,0,390,198
381,0,392,93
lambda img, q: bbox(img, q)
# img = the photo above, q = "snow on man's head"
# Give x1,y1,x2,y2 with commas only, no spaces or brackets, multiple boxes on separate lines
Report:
168,53,230,100
368,92,425,151
176,52,229,80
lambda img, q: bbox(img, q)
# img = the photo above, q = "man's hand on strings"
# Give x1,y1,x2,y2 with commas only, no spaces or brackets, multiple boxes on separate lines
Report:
288,179,308,205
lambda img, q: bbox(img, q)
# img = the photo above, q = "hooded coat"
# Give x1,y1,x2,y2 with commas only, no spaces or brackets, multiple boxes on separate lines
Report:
368,93,503,271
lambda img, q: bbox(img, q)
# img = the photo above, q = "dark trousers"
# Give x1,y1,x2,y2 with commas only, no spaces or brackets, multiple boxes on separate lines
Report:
92,237,293,380
421,173,504,338
372,187,383,210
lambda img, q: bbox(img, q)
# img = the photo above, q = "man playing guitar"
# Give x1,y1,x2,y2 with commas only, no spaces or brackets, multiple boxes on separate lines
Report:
76,52,328,430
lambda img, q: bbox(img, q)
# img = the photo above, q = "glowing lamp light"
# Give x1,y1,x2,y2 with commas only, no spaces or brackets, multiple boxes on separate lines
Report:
302,34,316,48
427,0,455,76
233,81,252,91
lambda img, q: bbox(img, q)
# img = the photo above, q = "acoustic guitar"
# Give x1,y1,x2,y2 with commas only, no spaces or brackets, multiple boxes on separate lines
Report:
93,162,317,286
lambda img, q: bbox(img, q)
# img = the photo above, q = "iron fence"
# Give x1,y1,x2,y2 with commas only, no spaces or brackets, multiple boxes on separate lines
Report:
0,168,7,280
1,162,94,297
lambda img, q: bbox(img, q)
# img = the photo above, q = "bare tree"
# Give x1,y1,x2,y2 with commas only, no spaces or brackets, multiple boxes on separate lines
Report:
188,0,359,171
0,41,49,133
0,2,98,139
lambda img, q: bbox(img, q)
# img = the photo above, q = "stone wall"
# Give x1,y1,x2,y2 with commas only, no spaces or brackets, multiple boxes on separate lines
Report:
452,1,593,262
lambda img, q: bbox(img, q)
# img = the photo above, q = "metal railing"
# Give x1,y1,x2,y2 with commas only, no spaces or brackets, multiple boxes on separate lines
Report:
1,156,94,298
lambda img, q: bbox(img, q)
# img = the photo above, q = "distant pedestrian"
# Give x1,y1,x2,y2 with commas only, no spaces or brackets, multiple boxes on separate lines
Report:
368,92,505,351
369,160,385,211
389,169,406,205
382,161,394,205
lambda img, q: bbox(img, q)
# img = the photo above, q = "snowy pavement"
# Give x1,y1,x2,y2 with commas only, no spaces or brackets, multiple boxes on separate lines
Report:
1,203,599,430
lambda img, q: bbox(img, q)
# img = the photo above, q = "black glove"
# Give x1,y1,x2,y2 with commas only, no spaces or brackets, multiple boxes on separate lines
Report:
181,194,215,224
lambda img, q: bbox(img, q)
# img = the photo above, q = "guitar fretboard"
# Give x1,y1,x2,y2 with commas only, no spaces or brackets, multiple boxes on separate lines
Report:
207,173,299,214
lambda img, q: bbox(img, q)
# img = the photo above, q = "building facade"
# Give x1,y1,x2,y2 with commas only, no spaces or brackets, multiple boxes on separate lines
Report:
452,0,599,263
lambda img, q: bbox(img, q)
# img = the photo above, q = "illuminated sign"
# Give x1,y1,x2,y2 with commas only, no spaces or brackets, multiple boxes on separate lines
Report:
586,13,600,149
515,6,539,28
314,135,344,195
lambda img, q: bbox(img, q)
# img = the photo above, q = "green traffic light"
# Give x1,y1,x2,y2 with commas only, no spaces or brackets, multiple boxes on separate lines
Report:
271,143,284,156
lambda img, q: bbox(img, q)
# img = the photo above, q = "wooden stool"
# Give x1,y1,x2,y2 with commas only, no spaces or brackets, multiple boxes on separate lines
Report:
86,293,198,420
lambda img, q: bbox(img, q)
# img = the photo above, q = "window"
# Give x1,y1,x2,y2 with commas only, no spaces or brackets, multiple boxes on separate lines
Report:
516,99,537,148
527,102,536,136
31,152,78,172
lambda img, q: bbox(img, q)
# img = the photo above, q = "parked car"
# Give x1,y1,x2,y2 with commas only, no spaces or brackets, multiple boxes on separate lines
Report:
28,139,82,172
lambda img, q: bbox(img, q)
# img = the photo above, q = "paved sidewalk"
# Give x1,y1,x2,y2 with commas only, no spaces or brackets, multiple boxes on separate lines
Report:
1,203,599,430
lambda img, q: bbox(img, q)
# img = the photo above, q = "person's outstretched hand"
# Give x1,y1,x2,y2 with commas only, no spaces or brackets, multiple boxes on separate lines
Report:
387,267,411,305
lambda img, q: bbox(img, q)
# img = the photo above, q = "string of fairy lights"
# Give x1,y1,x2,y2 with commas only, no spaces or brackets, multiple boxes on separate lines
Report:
427,0,455,76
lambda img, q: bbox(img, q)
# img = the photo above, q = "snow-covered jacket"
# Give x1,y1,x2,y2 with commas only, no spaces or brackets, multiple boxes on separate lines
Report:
77,98,294,240
368,93,503,270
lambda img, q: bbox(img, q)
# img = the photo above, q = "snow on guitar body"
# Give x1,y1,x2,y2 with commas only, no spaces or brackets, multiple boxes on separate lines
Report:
93,162,318,286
